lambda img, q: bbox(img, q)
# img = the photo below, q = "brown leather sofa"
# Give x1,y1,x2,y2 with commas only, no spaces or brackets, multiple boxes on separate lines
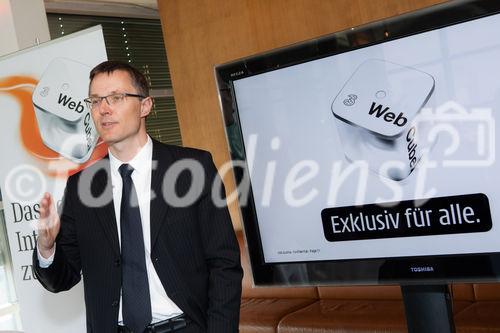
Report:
237,231,500,332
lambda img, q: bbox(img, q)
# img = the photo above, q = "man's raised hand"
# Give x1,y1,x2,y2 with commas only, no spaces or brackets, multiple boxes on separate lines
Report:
37,192,60,259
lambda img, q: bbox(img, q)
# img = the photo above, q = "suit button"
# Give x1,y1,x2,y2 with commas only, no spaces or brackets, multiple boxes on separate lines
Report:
154,257,159,263
112,300,119,307
114,259,121,266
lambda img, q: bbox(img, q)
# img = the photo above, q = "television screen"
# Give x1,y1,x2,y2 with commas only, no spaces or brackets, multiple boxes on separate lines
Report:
216,0,500,285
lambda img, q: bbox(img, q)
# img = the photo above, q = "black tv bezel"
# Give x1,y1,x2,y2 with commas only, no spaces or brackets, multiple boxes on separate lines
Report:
215,0,500,286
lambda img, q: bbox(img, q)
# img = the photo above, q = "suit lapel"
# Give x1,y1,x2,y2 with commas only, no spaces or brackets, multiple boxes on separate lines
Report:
88,156,120,256
150,140,174,249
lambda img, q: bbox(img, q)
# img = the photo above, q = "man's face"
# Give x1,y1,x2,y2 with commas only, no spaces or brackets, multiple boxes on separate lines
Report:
89,70,150,147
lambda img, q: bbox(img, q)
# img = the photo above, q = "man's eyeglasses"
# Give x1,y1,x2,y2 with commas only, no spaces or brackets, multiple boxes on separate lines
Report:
84,93,146,110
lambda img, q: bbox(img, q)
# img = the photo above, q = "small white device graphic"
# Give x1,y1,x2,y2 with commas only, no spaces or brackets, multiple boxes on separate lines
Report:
331,59,435,181
32,58,98,164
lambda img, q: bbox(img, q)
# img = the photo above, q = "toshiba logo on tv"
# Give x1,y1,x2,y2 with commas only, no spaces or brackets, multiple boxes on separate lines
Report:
410,266,435,273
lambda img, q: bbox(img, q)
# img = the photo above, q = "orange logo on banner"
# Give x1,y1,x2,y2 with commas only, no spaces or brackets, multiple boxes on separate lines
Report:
0,76,107,177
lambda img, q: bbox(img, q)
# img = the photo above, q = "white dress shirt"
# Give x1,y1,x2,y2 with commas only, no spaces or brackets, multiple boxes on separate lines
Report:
38,136,182,324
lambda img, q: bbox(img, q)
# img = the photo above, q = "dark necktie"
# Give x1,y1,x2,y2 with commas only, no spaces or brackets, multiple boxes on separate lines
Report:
119,163,152,332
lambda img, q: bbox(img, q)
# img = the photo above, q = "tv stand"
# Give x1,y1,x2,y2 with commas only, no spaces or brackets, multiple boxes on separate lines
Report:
401,284,455,333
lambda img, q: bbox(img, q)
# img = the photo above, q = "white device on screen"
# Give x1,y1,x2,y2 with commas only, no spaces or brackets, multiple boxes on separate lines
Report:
331,59,435,181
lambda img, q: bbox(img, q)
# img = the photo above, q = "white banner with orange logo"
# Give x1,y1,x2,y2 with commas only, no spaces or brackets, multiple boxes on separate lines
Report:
0,26,107,333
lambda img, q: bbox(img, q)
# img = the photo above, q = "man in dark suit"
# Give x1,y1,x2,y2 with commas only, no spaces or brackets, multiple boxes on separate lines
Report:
33,61,243,333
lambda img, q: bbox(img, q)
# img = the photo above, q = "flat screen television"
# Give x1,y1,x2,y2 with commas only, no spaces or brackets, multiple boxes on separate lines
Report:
215,0,500,287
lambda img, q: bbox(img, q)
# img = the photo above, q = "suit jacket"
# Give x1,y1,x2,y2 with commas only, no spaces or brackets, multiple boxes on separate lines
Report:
33,140,243,333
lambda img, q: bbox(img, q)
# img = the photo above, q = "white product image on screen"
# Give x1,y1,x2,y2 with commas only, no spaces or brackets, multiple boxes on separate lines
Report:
331,59,435,181
32,57,98,164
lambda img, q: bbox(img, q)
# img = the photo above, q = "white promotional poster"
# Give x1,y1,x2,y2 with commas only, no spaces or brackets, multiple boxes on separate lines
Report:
233,13,499,263
0,26,108,332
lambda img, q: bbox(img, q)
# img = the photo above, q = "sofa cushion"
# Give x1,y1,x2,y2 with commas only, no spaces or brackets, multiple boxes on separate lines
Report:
278,299,408,333
472,283,500,301
240,298,316,333
277,298,472,333
454,301,500,333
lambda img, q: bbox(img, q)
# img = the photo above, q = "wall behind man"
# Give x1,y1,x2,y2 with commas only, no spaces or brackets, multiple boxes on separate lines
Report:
157,0,447,230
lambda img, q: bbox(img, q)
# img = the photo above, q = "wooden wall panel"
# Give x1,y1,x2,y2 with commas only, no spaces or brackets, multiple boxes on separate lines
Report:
157,0,447,229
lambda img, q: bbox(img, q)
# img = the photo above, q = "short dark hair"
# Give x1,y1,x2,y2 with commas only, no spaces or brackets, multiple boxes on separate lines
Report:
89,60,149,97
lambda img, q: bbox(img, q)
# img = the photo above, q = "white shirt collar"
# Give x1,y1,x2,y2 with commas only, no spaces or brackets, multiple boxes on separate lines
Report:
108,136,152,175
